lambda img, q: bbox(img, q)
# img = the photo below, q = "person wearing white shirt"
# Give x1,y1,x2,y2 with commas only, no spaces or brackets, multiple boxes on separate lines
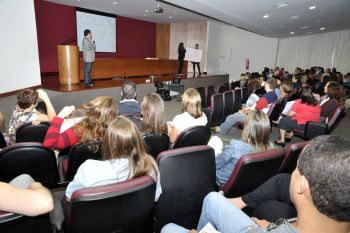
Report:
168,88,207,143
65,116,161,201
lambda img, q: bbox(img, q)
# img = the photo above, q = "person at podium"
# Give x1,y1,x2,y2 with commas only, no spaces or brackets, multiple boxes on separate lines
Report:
82,29,96,87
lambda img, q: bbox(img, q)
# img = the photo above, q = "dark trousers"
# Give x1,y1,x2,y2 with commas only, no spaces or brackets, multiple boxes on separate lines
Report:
279,116,305,132
242,173,296,222
192,62,201,74
178,59,184,74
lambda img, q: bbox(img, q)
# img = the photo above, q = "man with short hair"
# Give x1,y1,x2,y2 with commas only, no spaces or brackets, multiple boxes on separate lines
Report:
217,78,278,134
82,29,96,87
118,80,141,116
161,135,350,233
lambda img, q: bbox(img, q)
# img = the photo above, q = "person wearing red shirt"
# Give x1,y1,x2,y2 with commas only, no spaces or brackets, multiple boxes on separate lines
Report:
43,96,117,150
275,86,320,147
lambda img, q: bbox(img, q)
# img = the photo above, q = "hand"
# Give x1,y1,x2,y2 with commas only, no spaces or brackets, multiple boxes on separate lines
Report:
37,89,50,102
58,105,75,119
189,230,198,233
32,120,41,126
251,217,270,229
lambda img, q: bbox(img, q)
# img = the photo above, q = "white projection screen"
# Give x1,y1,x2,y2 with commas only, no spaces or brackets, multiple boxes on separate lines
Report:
76,10,116,53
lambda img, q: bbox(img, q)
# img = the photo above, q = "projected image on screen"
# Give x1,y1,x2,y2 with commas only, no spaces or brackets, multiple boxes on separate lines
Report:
76,10,116,53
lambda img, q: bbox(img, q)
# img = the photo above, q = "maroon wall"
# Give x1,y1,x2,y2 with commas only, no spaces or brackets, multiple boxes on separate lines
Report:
34,0,156,73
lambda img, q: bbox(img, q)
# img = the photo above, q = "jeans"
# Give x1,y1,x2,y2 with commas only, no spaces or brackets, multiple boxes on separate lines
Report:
84,62,92,84
161,192,256,233
219,112,247,135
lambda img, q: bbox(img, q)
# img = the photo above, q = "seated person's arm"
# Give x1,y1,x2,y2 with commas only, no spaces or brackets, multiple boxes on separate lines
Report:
36,89,57,122
287,110,296,117
168,125,179,144
0,181,53,216
0,112,4,129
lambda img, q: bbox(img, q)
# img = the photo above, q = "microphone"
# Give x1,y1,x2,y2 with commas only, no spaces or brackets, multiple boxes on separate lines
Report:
93,41,95,44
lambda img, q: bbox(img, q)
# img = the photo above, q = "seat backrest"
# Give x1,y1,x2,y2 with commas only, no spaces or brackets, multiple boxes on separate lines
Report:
205,86,216,108
0,211,52,233
327,105,342,129
218,84,228,93
223,91,234,118
208,93,224,126
223,149,285,198
241,87,249,103
232,89,242,113
69,176,156,233
155,146,216,232
268,99,286,122
196,87,206,108
172,126,211,149
0,142,59,189
66,141,103,182
142,133,170,159
15,122,50,143
230,80,240,90
0,133,6,149
279,141,309,174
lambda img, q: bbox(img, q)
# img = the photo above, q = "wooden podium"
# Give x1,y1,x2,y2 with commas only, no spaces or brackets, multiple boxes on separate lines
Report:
57,45,80,85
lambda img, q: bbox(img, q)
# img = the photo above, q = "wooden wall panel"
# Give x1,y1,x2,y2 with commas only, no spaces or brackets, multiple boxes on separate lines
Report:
156,24,170,59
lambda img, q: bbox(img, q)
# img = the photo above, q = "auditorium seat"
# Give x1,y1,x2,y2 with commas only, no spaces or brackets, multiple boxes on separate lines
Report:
202,93,224,127
142,133,170,159
65,176,156,233
222,149,285,198
205,86,216,108
223,91,234,119
279,141,309,174
0,211,52,233
0,142,59,189
232,89,242,113
15,122,50,143
218,83,229,93
196,87,206,108
63,141,103,182
268,100,287,127
230,80,240,90
155,146,216,232
0,133,6,149
292,104,342,140
171,125,211,149
241,87,249,103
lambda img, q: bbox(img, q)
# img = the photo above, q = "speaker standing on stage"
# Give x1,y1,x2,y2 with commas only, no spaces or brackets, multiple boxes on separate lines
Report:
177,42,186,74
192,43,201,76
82,29,96,87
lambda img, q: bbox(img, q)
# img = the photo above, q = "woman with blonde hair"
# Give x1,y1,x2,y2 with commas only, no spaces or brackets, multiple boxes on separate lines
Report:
43,96,117,150
65,116,161,201
215,110,272,186
168,88,207,143
140,93,167,135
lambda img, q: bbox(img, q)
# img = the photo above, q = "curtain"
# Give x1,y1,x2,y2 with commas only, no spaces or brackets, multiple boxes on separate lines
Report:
276,30,350,74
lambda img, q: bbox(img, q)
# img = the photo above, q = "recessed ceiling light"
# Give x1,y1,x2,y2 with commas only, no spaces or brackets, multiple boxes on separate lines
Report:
309,6,316,10
113,2,117,5
145,10,149,13
320,27,325,30
273,2,289,8
174,12,178,15
290,32,295,35
263,15,269,18
289,15,300,20
169,16,173,19
300,26,310,29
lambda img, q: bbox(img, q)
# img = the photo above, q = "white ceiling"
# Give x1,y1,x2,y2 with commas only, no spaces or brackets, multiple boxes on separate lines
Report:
46,0,350,38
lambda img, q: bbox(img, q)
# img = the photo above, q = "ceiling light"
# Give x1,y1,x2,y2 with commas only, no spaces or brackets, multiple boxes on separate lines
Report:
300,26,310,29
174,12,178,15
145,10,149,13
280,25,286,28
273,2,289,8
309,6,316,10
169,16,173,19
263,15,269,18
290,32,295,35
113,2,117,4
320,27,325,30
289,15,300,20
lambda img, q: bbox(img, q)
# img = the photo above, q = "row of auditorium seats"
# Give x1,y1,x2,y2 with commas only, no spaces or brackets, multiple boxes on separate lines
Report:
0,141,309,233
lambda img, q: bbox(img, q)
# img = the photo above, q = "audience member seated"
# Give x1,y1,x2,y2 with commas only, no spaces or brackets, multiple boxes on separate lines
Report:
140,93,167,136
314,75,331,96
118,80,141,116
0,174,53,216
214,110,273,187
0,111,4,131
43,96,117,150
161,135,350,233
217,78,278,135
168,88,207,143
65,116,161,201
275,87,321,147
9,89,56,143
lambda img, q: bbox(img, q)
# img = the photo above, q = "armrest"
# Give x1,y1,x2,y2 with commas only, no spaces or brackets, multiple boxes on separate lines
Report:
305,121,327,140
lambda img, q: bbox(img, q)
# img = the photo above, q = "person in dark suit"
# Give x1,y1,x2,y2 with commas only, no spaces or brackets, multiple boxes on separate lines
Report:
192,44,202,76
177,42,186,74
